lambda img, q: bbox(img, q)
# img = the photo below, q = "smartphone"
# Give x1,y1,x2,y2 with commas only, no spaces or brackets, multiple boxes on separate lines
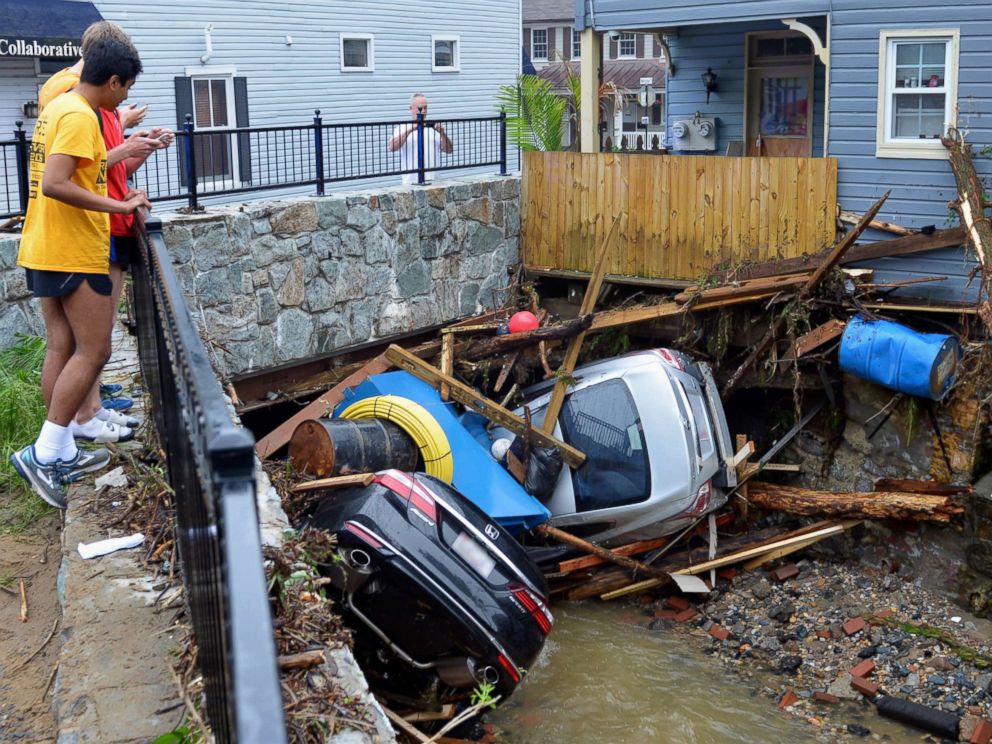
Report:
153,131,174,141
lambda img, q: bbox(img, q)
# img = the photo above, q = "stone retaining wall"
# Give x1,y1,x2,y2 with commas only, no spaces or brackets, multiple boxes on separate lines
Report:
162,174,520,376
0,235,44,348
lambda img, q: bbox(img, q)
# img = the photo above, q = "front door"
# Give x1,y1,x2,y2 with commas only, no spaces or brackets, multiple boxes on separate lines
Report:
745,33,815,156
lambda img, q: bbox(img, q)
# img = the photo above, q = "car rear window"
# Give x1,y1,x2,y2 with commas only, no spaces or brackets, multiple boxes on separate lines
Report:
559,379,650,512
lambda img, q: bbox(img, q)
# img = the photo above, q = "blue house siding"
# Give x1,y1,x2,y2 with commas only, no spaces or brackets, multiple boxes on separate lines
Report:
577,0,830,30
664,18,825,157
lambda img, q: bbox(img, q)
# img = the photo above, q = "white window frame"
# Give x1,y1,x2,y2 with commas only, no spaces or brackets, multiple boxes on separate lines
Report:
340,33,374,72
531,28,548,61
618,33,636,59
185,67,240,191
876,29,959,160
572,28,581,60
432,34,460,72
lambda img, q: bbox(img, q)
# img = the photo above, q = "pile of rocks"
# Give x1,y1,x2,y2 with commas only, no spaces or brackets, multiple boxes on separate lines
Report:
648,558,992,740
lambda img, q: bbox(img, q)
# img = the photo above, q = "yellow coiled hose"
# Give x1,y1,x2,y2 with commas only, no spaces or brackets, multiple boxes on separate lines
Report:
338,395,454,483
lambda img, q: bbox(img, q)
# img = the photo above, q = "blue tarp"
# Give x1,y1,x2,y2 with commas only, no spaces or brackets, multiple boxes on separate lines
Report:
335,371,550,534
0,0,101,49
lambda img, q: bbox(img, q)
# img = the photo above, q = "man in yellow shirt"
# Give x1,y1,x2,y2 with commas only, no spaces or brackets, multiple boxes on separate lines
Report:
11,38,151,509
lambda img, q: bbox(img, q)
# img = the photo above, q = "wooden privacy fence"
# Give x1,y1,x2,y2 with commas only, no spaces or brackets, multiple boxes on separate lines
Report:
521,151,838,281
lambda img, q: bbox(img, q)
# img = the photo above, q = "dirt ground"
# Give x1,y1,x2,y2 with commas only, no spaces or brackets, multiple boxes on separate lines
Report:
0,513,62,743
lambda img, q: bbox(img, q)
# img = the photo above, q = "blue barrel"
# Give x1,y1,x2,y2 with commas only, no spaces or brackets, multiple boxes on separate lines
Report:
839,315,960,401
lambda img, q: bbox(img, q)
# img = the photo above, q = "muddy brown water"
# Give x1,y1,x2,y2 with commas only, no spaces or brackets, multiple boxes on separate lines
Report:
488,602,920,743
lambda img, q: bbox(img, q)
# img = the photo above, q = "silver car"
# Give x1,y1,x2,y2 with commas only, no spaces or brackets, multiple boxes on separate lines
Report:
513,349,738,546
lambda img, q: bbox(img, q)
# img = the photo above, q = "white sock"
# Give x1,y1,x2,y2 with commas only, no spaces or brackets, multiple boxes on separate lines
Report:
70,416,106,438
34,420,78,464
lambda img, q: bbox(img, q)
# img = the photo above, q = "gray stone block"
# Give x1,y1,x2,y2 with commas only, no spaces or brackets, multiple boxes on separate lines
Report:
194,265,237,307
4,268,30,301
190,221,230,271
396,259,431,298
333,260,368,303
362,227,391,264
393,192,416,222
420,206,449,237
0,302,29,350
375,301,413,336
0,236,21,269
464,222,503,256
504,201,520,237
275,308,315,361
458,197,491,223
270,201,318,234
252,218,272,235
341,229,362,256
313,230,343,260
348,300,375,343
225,212,252,255
448,183,473,202
251,234,298,268
319,258,340,283
346,203,379,232
315,198,347,229
162,223,192,265
256,287,278,324
305,277,334,313
459,283,480,315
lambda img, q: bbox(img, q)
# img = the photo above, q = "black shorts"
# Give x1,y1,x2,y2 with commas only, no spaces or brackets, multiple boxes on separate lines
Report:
24,268,112,298
109,235,137,269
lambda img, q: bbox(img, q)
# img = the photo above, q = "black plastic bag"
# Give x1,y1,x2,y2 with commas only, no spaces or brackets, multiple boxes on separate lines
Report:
508,437,563,501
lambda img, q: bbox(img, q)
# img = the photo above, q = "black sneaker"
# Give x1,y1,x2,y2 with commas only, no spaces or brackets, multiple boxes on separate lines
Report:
10,446,71,509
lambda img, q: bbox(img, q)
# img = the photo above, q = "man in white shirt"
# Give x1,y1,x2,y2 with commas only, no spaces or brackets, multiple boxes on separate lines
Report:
388,92,454,185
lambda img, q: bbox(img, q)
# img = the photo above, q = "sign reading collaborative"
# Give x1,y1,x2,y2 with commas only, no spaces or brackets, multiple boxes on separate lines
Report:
0,37,81,58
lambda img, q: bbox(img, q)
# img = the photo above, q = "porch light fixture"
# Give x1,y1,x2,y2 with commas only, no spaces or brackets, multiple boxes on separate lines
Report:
701,68,718,104
22,100,38,119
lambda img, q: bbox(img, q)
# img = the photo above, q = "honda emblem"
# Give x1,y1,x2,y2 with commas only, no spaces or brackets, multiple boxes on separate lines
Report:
484,523,499,541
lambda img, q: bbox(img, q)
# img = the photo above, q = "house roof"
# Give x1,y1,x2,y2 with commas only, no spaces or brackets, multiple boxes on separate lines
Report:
537,59,666,92
523,0,576,24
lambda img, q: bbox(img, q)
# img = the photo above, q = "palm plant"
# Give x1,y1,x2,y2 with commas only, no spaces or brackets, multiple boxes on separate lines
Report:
495,75,568,152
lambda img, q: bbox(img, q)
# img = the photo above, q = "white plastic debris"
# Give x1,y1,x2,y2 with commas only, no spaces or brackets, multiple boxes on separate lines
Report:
94,466,128,489
951,616,962,623
77,533,144,560
669,573,711,594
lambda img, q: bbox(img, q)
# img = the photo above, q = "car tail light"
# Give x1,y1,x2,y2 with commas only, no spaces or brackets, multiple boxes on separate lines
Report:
509,583,554,636
497,653,521,683
344,520,383,549
687,480,712,516
375,470,437,523
657,348,684,370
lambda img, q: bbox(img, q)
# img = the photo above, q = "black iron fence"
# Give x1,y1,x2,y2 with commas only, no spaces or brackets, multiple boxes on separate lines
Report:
132,212,286,743
2,112,506,216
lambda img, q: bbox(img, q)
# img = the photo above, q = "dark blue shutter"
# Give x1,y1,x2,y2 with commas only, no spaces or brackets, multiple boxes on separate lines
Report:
174,76,193,184
234,77,251,184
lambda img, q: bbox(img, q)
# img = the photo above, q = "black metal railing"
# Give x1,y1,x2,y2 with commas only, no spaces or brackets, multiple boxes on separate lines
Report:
132,212,286,743
0,122,30,219
1,112,508,216
134,111,508,210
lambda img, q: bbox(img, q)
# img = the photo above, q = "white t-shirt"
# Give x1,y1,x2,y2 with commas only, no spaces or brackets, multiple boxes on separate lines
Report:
392,124,444,185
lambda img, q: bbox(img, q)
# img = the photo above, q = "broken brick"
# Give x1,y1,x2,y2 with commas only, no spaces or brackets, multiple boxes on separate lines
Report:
972,719,992,744
654,609,677,620
769,563,800,582
816,629,832,640
871,608,894,621
638,593,655,605
850,677,879,698
778,690,798,710
674,608,698,623
717,567,738,581
666,596,691,611
843,617,867,636
812,692,840,705
851,659,876,678
709,624,730,641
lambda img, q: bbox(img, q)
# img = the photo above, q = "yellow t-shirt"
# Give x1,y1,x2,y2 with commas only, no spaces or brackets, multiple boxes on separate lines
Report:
38,67,80,112
17,91,110,274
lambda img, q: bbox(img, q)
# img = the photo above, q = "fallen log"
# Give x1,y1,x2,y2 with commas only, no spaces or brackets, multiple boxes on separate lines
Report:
535,524,670,580
277,649,326,671
747,482,964,523
873,478,974,497
460,314,592,361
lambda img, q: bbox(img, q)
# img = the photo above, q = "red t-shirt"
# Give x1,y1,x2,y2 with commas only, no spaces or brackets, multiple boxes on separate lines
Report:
100,109,132,237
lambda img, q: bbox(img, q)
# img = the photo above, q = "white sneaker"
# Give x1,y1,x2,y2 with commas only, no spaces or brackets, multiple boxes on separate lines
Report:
70,418,134,443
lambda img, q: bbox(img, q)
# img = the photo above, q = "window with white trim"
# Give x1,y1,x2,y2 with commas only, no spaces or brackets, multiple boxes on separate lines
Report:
531,28,548,61
618,33,636,59
876,29,959,159
572,28,581,59
432,35,459,72
340,33,374,72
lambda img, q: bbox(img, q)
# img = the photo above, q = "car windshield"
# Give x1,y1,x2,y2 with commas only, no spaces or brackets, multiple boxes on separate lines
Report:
558,379,651,512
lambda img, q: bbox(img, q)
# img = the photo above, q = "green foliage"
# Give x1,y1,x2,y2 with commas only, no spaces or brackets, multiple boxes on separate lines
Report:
495,76,568,152
470,681,498,710
0,335,49,534
150,729,194,744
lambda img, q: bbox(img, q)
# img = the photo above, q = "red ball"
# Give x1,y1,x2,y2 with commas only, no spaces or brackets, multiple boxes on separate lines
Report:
508,311,540,334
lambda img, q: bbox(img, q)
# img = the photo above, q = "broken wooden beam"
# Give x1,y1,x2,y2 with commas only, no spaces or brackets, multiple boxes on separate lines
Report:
872,478,974,496
839,209,915,236
674,274,809,305
460,314,592,361
746,482,965,523
277,649,326,671
255,354,392,459
535,524,670,580
289,473,376,493
383,344,586,468
780,319,847,363
542,212,624,435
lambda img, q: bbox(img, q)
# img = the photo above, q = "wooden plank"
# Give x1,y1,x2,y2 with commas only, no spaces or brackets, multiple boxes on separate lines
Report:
255,354,392,459
558,536,671,574
440,331,453,402
290,473,376,493
541,212,624,435
383,345,586,468
674,274,809,305
839,209,914,236
781,319,847,362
